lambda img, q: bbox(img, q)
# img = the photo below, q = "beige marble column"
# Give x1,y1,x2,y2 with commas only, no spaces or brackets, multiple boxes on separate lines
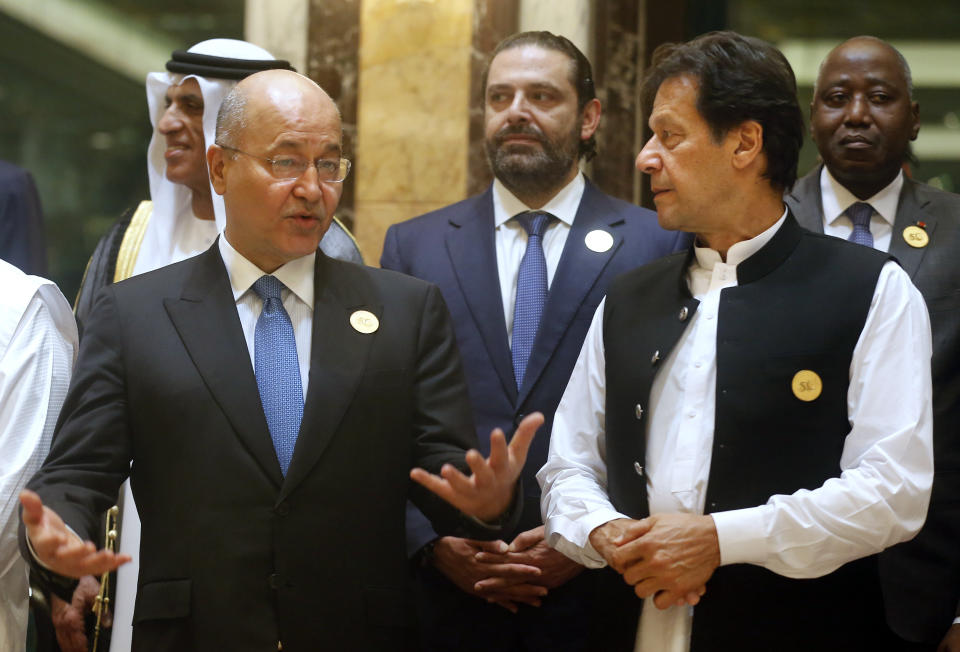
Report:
354,0,475,265
244,0,309,72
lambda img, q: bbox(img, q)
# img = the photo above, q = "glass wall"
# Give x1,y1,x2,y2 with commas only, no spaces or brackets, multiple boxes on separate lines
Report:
729,0,960,192
0,0,243,300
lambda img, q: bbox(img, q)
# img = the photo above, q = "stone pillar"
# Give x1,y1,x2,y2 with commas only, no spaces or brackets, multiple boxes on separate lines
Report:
244,0,309,72
353,0,476,265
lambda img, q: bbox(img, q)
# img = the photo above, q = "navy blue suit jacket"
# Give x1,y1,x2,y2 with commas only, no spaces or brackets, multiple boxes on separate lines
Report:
382,179,691,551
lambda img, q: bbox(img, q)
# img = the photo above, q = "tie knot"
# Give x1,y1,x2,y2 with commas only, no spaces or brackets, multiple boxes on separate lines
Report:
846,202,874,227
516,211,553,238
252,275,285,302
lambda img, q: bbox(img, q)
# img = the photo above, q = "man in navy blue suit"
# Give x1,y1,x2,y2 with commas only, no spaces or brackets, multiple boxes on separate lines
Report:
381,31,690,652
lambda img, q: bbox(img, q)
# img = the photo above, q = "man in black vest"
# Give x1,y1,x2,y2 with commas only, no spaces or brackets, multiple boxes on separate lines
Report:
785,36,960,652
539,31,933,652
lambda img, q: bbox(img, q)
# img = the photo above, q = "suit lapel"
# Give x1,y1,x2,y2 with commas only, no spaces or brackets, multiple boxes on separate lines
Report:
888,178,936,280
517,180,622,404
164,245,284,489
445,191,518,404
280,254,378,499
787,168,826,233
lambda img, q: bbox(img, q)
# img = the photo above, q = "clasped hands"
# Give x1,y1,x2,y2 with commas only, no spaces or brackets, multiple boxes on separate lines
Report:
589,513,721,609
432,525,584,613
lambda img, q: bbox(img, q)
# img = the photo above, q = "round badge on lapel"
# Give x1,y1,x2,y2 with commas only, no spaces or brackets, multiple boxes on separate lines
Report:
902,225,929,248
350,310,379,334
791,370,822,402
585,229,613,253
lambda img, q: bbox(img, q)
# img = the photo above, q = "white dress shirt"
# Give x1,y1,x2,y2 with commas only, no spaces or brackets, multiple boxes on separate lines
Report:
0,260,77,652
820,166,903,253
492,174,584,346
218,235,315,395
538,213,933,652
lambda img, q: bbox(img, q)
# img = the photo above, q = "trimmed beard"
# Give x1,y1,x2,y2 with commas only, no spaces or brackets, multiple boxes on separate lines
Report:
486,122,581,199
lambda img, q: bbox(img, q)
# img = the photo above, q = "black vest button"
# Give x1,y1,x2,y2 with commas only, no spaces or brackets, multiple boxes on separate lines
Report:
635,404,643,419
269,573,282,589
633,461,644,476
651,350,660,365
679,306,689,321
276,502,290,516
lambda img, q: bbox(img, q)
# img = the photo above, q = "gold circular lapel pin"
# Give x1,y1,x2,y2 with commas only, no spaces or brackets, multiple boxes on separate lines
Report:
350,310,379,334
791,370,822,402
585,229,614,253
902,222,929,248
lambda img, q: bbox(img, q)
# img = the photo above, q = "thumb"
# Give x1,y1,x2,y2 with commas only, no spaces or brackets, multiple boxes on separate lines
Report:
509,528,543,552
20,489,44,526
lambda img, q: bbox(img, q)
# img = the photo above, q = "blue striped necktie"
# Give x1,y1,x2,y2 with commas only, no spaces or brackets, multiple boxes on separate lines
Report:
512,211,553,389
252,275,303,476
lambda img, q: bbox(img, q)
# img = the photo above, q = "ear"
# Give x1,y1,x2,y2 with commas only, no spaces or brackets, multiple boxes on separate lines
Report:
580,98,602,141
730,120,764,171
909,100,920,141
207,145,227,195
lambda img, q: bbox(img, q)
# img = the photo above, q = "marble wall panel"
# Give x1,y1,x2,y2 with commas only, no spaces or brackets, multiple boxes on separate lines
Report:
355,0,474,264
308,0,361,235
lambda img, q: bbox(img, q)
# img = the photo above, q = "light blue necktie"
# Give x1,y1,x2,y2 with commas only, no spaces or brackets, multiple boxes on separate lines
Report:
512,211,553,389
252,275,303,476
847,202,875,248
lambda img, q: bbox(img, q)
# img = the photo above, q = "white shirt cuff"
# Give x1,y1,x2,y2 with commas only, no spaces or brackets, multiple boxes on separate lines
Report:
544,507,627,568
711,505,772,566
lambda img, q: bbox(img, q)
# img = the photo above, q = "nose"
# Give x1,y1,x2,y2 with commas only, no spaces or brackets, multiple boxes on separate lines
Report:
505,92,531,124
292,164,326,203
844,93,872,126
157,105,183,135
635,137,661,175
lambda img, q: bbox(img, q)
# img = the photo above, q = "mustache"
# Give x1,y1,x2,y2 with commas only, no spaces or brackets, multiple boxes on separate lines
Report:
493,125,546,145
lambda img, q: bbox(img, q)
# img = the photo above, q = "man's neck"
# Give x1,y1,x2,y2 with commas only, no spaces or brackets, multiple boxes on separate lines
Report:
830,165,901,201
191,188,215,221
501,165,579,210
698,195,785,261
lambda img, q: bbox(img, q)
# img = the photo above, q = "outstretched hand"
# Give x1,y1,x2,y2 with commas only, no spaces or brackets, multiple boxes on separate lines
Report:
410,412,543,522
19,489,131,578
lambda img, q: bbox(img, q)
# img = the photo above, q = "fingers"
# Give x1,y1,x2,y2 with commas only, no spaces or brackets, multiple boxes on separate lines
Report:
508,526,545,552
506,412,544,466
474,562,542,583
470,539,509,554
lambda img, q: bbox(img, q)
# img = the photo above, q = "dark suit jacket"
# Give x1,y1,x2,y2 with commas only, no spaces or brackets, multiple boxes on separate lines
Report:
787,166,960,643
383,180,690,546
0,160,47,276
24,243,507,652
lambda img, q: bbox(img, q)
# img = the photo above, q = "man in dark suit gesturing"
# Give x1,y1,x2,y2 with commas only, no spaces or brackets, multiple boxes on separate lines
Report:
785,36,960,651
19,69,537,652
381,31,688,651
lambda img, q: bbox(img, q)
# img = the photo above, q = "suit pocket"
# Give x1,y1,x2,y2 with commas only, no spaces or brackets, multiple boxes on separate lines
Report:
133,578,191,623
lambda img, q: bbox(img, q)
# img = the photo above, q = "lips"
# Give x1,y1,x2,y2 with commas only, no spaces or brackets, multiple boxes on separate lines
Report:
495,126,545,148
838,133,874,148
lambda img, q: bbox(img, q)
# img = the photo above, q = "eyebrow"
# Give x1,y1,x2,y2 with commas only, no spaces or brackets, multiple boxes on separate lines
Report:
486,81,564,94
272,140,342,156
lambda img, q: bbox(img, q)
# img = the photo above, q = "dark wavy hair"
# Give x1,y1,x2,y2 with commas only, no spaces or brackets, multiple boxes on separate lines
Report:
482,31,598,161
640,31,804,191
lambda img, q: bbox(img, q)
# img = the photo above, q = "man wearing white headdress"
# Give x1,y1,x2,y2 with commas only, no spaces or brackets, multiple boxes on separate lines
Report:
0,260,76,652
60,38,362,652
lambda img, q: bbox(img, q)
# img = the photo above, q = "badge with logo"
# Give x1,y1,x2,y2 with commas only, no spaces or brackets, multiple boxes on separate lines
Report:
584,229,613,253
791,370,822,402
350,310,379,334
903,222,929,248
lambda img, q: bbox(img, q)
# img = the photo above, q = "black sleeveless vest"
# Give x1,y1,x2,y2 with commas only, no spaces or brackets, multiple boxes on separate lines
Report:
601,215,897,650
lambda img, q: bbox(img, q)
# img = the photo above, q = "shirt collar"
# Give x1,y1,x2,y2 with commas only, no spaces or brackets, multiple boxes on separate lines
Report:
820,166,903,227
492,172,585,227
692,207,788,272
218,235,315,309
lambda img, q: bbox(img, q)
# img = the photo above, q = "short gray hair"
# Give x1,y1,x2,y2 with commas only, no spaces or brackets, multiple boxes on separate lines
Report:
215,85,248,148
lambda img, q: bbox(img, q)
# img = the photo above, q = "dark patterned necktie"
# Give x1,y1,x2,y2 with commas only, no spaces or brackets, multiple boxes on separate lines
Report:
847,202,875,248
512,211,553,389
